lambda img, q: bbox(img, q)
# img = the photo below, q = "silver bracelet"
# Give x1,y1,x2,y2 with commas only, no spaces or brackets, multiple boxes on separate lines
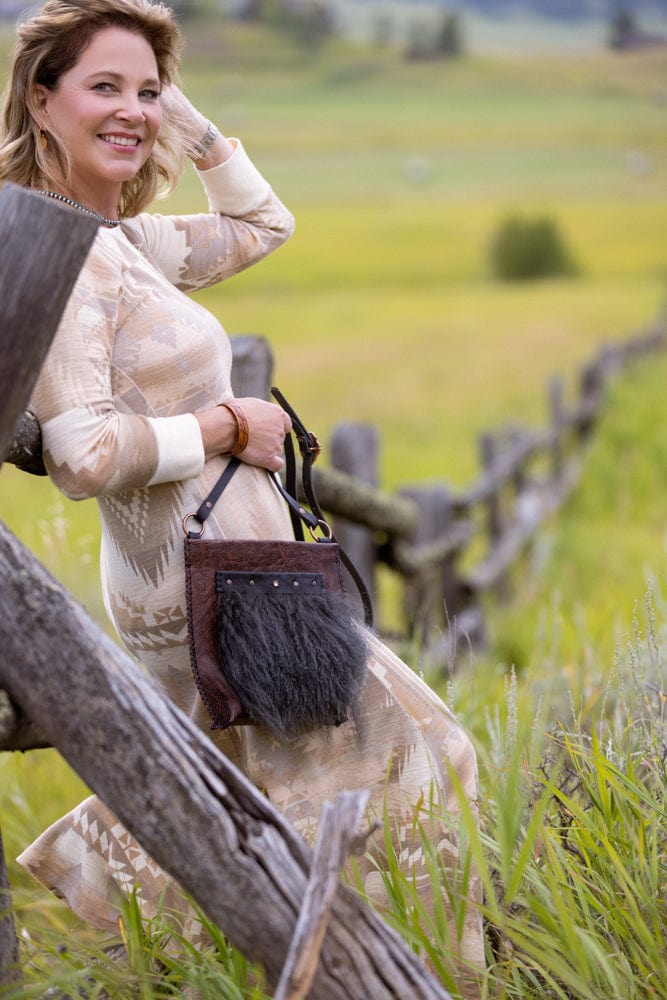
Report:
190,121,219,160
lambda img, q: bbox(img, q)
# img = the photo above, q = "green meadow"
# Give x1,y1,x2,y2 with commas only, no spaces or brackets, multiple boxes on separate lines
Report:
0,15,666,996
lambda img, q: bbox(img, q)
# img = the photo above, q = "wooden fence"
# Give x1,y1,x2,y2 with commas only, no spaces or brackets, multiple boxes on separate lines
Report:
0,526,448,999
324,320,667,664
7,314,667,667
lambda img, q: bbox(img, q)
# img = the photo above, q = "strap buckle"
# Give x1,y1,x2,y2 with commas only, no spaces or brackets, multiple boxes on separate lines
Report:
306,432,321,462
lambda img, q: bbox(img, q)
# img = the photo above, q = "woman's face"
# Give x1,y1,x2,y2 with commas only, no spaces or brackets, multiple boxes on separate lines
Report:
33,25,162,207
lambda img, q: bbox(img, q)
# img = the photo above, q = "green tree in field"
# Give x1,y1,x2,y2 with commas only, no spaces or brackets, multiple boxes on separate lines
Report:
490,214,578,281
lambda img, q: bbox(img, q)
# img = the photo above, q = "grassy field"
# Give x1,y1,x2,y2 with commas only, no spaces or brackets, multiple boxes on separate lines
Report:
0,15,666,995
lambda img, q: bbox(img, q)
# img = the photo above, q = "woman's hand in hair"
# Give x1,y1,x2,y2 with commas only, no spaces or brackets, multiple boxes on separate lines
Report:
160,83,234,167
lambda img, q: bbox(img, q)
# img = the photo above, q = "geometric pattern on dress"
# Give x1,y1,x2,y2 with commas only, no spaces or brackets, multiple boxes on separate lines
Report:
100,483,184,588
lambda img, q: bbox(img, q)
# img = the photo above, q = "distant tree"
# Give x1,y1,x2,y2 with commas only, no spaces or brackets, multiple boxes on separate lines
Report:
608,7,639,49
238,0,263,19
404,20,430,61
169,0,204,20
405,9,465,61
372,11,393,49
436,11,464,58
250,0,333,50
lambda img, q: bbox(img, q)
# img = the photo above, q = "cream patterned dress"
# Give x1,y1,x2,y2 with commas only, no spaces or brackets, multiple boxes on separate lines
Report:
18,142,484,993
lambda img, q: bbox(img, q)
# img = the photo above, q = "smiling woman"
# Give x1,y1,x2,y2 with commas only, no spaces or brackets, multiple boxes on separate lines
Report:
0,1,484,994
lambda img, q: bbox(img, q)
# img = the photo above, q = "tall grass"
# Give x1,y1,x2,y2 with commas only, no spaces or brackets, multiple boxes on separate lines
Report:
356,591,667,1000
3,593,664,998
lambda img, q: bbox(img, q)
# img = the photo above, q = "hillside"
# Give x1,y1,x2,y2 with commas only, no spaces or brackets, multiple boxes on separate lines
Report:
333,0,666,17
441,0,665,18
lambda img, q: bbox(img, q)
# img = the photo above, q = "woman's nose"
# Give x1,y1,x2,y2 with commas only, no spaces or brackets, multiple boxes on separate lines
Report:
114,94,145,124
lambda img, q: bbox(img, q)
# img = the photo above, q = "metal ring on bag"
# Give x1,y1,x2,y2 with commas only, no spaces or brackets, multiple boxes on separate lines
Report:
309,518,333,542
182,512,205,538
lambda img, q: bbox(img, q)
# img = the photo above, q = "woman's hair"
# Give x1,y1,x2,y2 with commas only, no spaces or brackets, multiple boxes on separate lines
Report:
0,0,187,216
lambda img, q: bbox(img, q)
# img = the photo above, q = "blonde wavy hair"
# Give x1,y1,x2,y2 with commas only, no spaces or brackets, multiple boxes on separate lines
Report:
0,0,188,217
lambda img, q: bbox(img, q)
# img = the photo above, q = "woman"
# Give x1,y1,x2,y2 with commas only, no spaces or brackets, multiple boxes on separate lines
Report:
0,0,484,992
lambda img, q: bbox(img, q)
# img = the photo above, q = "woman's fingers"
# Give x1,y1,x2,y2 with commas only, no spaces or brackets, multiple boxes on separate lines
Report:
235,397,289,469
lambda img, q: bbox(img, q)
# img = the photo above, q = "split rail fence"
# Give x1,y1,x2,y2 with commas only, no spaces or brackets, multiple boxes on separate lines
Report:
9,320,667,666
325,322,667,662
239,321,667,664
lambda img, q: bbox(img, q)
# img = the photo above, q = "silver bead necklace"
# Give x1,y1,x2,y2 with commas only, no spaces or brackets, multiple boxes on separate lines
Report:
36,189,121,228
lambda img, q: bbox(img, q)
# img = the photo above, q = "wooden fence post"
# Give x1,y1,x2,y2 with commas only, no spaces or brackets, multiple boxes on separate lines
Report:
479,433,501,544
508,426,528,495
478,431,509,598
398,485,481,667
229,333,274,398
273,790,372,1000
399,485,450,642
0,183,98,987
0,184,98,464
330,423,379,614
578,359,605,440
548,375,565,480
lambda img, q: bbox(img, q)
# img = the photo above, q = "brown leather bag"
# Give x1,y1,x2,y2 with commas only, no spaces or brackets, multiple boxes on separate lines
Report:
183,389,373,739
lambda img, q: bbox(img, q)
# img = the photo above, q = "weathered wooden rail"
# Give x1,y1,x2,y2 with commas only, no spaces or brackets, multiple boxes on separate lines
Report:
0,524,451,999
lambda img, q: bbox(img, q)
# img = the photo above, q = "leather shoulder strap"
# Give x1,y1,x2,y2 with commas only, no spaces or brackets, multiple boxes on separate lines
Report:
272,388,374,627
186,392,375,627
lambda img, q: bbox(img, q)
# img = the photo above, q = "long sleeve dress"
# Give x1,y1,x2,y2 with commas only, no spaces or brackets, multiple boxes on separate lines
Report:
17,141,484,992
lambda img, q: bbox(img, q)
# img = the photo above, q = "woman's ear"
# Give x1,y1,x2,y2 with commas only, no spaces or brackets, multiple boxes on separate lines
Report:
28,83,50,127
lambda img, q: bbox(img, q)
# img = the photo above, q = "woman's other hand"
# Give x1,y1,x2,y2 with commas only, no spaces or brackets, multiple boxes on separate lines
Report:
195,397,292,472
160,83,235,167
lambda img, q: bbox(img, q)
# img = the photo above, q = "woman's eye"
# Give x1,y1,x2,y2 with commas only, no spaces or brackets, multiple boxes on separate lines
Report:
140,89,160,100
93,82,114,93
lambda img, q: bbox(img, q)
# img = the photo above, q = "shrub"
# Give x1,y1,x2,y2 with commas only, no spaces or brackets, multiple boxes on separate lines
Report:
490,214,578,281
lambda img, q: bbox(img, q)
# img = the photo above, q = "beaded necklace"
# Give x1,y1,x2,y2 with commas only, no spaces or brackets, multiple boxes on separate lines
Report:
36,189,121,228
